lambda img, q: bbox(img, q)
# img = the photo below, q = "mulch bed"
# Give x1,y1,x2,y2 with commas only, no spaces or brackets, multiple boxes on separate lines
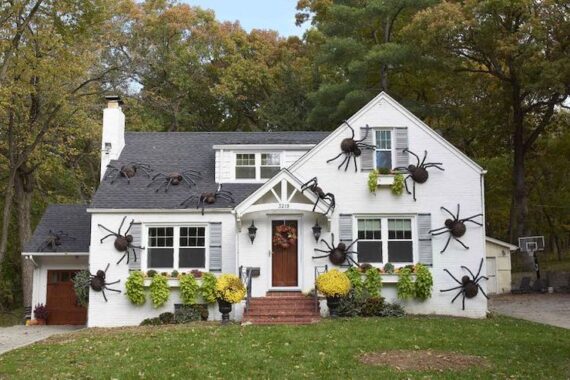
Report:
359,349,489,372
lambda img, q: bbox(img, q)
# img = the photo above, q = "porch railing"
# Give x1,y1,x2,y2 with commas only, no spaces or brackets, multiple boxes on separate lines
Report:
239,266,254,313
313,264,328,313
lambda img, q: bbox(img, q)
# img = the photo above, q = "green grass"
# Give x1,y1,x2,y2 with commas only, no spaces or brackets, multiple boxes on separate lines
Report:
0,308,22,327
512,250,570,272
0,316,569,379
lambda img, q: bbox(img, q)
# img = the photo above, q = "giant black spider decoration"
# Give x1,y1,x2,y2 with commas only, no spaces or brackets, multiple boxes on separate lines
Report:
327,122,375,172
147,169,202,192
180,184,235,215
440,258,488,310
313,233,359,267
104,162,153,184
98,216,144,265
301,177,335,215
37,230,76,252
88,263,121,302
429,204,483,253
393,149,444,201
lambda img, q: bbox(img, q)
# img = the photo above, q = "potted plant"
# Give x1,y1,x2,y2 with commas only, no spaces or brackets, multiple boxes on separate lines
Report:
33,304,48,325
316,269,351,318
215,274,246,324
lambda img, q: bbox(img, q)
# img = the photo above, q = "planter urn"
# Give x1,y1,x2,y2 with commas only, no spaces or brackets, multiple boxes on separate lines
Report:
217,299,232,324
326,296,341,318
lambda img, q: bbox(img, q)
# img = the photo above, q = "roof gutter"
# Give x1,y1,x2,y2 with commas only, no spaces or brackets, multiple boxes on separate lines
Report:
87,208,234,214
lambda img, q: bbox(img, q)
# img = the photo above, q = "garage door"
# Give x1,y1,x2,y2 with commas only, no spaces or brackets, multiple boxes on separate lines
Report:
46,270,87,325
486,257,497,295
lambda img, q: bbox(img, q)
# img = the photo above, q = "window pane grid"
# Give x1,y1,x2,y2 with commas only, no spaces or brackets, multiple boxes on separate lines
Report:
357,219,381,240
261,153,280,166
357,218,413,264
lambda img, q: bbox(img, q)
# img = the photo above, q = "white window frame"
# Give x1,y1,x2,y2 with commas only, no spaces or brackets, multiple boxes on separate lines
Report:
386,218,414,264
354,216,416,266
235,153,257,180
373,129,396,170
144,224,209,272
260,153,281,179
232,152,283,182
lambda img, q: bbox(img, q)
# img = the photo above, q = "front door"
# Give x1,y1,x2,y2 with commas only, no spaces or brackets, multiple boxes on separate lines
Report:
272,220,298,287
46,270,87,325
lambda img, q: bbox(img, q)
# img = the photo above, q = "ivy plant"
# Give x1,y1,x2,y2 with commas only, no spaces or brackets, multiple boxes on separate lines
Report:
180,274,199,305
72,270,90,307
125,271,146,305
199,272,217,303
414,264,433,301
396,267,414,300
345,267,364,296
391,173,405,195
150,274,169,308
367,170,379,193
363,268,382,297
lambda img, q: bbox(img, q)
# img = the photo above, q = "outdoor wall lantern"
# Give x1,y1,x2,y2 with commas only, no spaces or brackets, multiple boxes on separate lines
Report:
248,221,257,244
312,221,322,243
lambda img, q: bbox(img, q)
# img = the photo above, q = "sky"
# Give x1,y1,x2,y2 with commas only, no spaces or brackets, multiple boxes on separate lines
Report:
182,0,308,37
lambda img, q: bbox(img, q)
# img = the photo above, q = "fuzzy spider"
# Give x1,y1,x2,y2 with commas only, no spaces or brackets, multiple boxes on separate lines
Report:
180,184,235,215
301,177,336,215
429,204,483,253
393,149,444,201
440,258,488,310
98,216,144,265
327,122,375,172
147,169,202,192
37,230,76,252
88,263,121,302
104,162,153,184
313,233,359,266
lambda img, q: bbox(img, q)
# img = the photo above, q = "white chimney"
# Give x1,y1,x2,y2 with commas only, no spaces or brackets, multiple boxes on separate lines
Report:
100,95,126,181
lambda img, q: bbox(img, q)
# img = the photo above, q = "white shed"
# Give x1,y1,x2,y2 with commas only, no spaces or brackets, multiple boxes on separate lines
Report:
485,237,518,294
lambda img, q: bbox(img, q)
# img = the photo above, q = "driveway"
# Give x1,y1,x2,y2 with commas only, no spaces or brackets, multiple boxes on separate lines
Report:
0,325,82,355
489,293,570,329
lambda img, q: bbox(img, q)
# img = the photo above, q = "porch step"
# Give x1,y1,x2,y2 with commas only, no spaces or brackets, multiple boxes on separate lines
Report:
243,291,320,325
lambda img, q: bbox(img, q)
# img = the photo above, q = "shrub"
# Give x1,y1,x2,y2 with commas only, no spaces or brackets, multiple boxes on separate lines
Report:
414,264,433,301
146,269,157,278
33,303,48,320
140,317,161,326
336,290,364,317
125,271,146,305
383,262,395,274
345,267,364,296
215,274,246,304
150,274,169,308
367,170,379,193
391,173,405,195
174,304,208,323
159,312,174,324
379,302,405,317
361,296,385,317
316,269,351,297
199,273,217,303
72,270,90,307
363,268,382,297
171,270,179,278
397,267,414,300
179,274,199,305
191,269,203,278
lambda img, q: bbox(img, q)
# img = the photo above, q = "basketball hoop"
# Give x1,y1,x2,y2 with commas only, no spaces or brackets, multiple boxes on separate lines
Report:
518,236,545,279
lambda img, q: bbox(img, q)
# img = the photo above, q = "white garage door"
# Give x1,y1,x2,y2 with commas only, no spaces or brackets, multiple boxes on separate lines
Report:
486,257,497,294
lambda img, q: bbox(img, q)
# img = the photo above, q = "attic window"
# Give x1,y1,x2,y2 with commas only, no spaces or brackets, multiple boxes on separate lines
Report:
260,153,280,179
375,130,392,169
234,152,282,181
236,154,256,179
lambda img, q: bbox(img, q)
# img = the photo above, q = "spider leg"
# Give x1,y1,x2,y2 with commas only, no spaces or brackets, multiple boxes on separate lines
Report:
345,254,360,267
98,224,117,236
462,292,466,310
164,178,174,193
431,229,451,237
412,180,417,201
314,248,330,254
117,216,127,235
321,239,333,251
180,194,198,207
337,154,349,170
326,152,344,164
453,236,469,249
345,239,359,251
301,177,318,192
353,154,358,172
216,193,235,203
453,290,464,306
463,219,483,226
355,123,369,142
477,284,489,299
180,175,195,188
474,258,484,279
474,276,489,284
130,244,144,250
456,204,461,219
132,248,137,263
443,269,463,285
440,285,463,292
217,190,234,196
312,254,330,259
107,279,120,286
124,219,135,235
102,290,108,302
462,213,483,222
116,252,127,265
343,120,355,140
461,265,476,279
104,263,110,273
356,142,376,149
105,286,121,293
403,175,411,195
420,150,428,166
331,233,336,247
312,198,319,212
100,233,116,243
424,163,445,171
440,235,453,252
441,206,456,219
406,149,421,166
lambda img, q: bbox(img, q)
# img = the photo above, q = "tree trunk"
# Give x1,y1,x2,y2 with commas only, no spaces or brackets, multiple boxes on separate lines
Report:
15,166,35,309
510,81,528,241
0,172,16,266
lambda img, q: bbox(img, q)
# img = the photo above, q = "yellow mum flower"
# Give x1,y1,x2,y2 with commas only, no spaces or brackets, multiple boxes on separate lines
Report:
316,269,351,297
215,274,246,304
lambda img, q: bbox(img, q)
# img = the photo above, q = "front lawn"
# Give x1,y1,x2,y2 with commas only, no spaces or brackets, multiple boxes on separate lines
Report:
0,316,569,379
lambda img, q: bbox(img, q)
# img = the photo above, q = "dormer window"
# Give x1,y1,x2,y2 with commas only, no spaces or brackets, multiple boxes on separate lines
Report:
260,153,280,179
234,152,282,181
236,154,256,179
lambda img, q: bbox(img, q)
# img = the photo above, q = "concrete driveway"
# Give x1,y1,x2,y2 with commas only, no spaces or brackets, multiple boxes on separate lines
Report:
0,325,82,355
489,293,570,329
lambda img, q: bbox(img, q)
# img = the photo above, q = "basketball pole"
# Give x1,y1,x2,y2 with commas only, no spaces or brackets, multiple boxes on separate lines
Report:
533,250,540,279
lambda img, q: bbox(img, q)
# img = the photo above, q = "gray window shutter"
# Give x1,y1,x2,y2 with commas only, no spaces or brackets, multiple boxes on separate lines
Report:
209,222,222,272
394,128,409,169
128,222,142,270
339,214,353,244
360,127,374,172
417,214,433,266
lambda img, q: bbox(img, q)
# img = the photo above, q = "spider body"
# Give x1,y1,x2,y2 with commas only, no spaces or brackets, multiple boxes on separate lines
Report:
313,234,359,267
147,169,201,192
440,258,488,310
327,122,375,172
429,204,482,253
104,162,152,184
88,264,121,302
393,149,444,201
300,177,336,215
99,216,144,264
180,184,235,215
37,230,75,252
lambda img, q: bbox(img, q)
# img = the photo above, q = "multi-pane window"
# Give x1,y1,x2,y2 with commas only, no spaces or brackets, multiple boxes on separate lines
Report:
357,218,414,264
179,227,206,268
147,227,206,270
357,219,382,263
148,227,174,268
235,154,256,179
375,130,392,169
260,153,281,179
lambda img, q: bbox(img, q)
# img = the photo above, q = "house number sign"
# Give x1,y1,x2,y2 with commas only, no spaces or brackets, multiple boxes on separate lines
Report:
278,203,290,209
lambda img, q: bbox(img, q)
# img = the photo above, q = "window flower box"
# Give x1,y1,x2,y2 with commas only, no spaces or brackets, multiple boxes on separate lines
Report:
144,278,181,288
377,174,395,186
380,273,416,283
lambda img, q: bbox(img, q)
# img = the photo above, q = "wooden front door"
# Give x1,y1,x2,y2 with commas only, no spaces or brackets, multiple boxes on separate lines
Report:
272,220,298,287
46,270,87,325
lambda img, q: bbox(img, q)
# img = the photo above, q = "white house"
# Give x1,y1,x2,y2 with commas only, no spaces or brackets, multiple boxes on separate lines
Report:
23,92,488,327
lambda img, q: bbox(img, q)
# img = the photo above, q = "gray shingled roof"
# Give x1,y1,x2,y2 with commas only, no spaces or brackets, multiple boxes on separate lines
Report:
24,205,91,253
92,132,329,209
